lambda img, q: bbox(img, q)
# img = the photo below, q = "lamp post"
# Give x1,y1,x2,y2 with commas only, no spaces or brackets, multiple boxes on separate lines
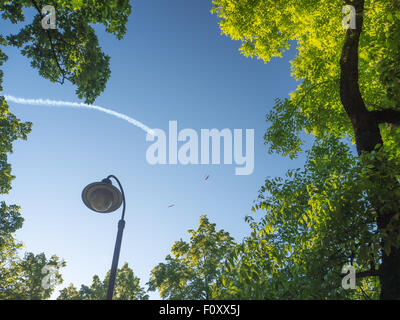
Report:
81,175,126,300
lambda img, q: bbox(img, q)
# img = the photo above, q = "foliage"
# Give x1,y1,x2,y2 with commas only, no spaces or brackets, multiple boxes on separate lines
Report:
0,93,32,196
211,0,400,157
0,0,133,300
57,262,149,300
148,215,237,299
213,138,387,299
0,250,65,300
1,0,132,103
3,253,65,300
0,39,34,299
211,0,400,299
0,202,24,296
0,93,62,299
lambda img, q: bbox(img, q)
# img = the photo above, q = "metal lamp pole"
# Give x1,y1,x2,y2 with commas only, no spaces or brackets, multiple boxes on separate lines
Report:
104,175,126,300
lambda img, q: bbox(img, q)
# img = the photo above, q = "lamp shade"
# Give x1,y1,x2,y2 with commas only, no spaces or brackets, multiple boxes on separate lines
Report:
82,180,123,213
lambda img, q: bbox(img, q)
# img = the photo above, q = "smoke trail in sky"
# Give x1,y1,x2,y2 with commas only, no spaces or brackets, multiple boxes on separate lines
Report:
4,95,155,136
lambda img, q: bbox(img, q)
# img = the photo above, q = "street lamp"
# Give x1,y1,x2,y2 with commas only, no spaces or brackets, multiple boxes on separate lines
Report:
82,175,126,300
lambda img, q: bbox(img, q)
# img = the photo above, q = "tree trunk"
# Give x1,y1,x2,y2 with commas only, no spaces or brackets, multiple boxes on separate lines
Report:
339,0,400,299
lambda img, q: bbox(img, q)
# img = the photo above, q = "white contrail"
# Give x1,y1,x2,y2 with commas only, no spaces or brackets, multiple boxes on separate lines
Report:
4,95,155,136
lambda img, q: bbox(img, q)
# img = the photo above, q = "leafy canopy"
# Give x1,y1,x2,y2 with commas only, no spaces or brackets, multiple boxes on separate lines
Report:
57,262,149,300
148,215,237,300
0,0,133,299
1,0,132,103
211,0,400,299
211,0,400,158
213,138,386,299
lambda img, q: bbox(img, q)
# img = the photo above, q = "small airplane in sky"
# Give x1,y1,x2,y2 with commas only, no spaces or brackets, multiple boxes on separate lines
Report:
204,175,210,181
168,204,175,208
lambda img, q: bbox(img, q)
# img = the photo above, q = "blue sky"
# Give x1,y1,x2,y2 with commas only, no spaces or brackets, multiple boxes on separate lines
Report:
1,0,308,299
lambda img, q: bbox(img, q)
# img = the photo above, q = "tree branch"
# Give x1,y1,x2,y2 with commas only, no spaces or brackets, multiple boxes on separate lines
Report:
356,269,380,279
370,109,400,126
360,285,372,300
339,0,384,155
31,0,66,84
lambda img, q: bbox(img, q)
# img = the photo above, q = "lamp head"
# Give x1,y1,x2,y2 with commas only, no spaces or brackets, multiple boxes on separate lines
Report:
82,178,122,213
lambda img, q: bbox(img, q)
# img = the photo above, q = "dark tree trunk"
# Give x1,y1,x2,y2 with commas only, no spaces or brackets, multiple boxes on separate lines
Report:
339,0,382,154
339,0,400,299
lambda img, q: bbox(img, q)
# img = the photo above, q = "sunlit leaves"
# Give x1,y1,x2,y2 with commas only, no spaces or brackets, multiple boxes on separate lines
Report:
210,0,400,300
0,72,33,298
214,138,382,299
0,1,136,299
0,97,32,194
211,0,400,157
148,216,236,300
0,252,65,300
58,263,149,300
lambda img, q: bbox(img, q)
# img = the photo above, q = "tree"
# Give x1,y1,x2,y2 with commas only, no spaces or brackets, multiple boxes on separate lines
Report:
213,138,384,299
1,252,65,300
1,0,132,103
147,215,237,300
1,0,132,179
57,262,149,300
1,1,132,299
0,46,33,299
0,155,64,300
0,202,24,296
0,53,31,290
211,0,400,299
